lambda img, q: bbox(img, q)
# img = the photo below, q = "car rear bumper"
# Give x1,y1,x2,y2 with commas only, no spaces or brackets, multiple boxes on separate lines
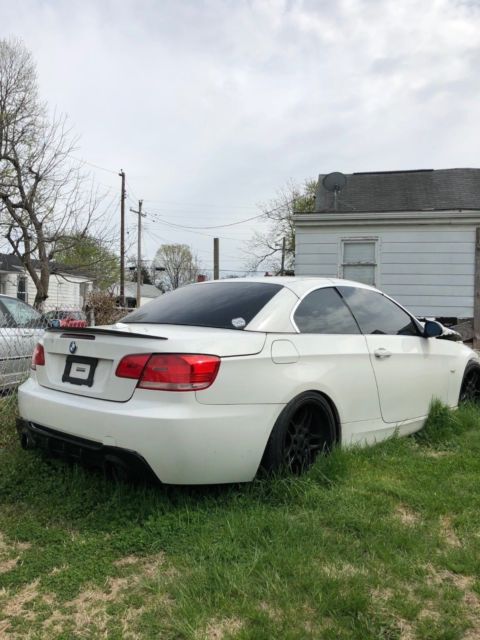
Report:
16,419,157,483
18,376,283,485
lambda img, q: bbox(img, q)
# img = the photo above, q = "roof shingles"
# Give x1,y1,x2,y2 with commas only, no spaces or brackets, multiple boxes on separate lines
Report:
314,168,480,213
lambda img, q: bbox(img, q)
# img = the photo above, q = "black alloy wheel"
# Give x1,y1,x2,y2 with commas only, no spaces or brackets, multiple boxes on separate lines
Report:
261,392,336,475
283,403,326,473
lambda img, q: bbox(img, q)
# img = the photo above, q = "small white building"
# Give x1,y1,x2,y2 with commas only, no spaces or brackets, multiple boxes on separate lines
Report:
294,168,480,323
0,253,93,309
112,283,162,308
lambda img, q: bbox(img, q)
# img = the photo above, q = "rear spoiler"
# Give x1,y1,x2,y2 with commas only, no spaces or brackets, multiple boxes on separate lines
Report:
45,327,167,341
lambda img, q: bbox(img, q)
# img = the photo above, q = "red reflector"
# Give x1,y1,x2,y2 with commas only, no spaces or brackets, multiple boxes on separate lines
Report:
139,354,220,391
31,343,45,369
115,354,151,379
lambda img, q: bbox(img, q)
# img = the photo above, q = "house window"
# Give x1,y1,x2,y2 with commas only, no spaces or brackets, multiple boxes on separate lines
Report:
17,275,27,302
341,240,377,286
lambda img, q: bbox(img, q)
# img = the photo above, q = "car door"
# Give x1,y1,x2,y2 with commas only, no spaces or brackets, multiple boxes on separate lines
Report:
0,297,44,384
291,286,381,425
337,286,451,424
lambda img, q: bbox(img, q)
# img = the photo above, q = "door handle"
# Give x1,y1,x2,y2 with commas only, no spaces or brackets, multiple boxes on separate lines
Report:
374,348,392,359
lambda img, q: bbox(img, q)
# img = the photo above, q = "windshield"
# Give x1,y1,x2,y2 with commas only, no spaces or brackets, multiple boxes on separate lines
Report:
122,282,283,330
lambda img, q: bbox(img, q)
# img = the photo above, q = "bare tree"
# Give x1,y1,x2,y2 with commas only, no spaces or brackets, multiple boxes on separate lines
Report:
154,244,199,290
246,179,316,274
0,38,102,308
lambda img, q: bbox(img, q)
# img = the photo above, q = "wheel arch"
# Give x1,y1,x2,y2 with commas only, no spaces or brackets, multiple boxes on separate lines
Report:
258,389,342,475
458,358,480,404
304,389,342,446
265,388,342,451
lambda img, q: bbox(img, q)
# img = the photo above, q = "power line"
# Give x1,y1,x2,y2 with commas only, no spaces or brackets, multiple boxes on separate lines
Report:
69,156,118,175
142,195,302,230
144,215,246,241
145,210,265,229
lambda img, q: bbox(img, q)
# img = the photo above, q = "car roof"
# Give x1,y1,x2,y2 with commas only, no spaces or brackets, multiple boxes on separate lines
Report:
195,276,379,298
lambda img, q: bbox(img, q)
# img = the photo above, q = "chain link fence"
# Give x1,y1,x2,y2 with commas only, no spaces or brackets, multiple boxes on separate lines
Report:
0,293,131,446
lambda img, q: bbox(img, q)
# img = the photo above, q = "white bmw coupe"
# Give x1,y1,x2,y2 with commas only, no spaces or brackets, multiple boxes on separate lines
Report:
17,277,479,485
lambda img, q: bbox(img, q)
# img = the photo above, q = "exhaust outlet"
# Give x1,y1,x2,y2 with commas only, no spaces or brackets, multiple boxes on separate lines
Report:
20,430,35,450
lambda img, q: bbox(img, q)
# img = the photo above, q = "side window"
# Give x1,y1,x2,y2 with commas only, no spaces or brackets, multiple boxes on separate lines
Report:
1,298,41,328
338,287,419,336
294,287,360,334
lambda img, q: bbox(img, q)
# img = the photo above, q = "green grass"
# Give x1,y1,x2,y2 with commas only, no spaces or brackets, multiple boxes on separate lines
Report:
1,401,480,639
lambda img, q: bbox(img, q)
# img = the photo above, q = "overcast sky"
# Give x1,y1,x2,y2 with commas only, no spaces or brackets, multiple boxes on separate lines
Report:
2,0,480,274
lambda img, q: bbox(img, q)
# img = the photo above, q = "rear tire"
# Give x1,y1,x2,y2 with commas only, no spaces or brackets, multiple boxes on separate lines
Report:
459,362,480,404
261,392,337,475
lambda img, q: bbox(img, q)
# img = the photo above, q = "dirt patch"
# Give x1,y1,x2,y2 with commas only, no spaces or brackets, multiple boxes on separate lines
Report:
2,579,40,619
398,618,415,640
371,587,394,603
2,552,171,637
203,617,243,640
395,505,420,526
418,601,440,622
0,532,32,576
114,555,140,567
0,557,18,574
258,601,283,621
321,562,367,578
439,516,462,547
114,552,166,578
423,450,451,458
428,566,480,637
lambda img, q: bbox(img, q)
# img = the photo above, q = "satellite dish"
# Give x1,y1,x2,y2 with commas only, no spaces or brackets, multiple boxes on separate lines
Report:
322,172,347,211
322,172,347,192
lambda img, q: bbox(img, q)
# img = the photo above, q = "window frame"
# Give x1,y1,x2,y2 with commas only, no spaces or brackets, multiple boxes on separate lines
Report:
340,238,379,287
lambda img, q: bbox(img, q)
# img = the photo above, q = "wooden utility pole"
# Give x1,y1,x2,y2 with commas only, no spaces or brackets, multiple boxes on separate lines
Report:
130,200,145,308
280,237,286,276
474,227,480,348
213,237,219,280
119,170,126,307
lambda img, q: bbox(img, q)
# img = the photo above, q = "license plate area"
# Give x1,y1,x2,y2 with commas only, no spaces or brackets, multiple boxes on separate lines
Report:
62,355,98,387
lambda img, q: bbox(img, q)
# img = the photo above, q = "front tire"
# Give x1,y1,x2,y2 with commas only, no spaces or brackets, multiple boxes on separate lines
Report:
261,392,337,475
459,362,480,404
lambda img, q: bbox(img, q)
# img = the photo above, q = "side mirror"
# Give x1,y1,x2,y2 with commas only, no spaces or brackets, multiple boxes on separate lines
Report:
423,319,443,338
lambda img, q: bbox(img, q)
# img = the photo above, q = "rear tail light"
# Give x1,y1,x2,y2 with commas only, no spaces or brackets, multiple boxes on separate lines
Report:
31,343,45,369
116,353,220,391
115,354,151,379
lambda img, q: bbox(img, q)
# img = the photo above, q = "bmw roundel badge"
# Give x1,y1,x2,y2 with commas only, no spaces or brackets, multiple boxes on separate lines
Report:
69,341,77,355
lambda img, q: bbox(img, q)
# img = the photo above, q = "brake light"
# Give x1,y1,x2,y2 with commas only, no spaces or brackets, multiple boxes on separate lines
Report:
115,354,150,379
115,353,220,391
31,343,45,369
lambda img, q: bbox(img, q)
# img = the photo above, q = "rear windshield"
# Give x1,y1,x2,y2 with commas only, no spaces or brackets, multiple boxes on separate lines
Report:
122,282,283,330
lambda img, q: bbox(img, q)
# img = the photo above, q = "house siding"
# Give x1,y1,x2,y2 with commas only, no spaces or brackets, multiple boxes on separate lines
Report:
294,225,474,318
0,272,91,309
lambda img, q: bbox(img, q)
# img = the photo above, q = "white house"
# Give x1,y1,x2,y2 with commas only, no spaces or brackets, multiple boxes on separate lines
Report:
294,168,480,325
0,253,93,309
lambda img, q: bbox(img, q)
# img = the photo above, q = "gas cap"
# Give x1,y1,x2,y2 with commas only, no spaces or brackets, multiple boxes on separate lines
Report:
271,339,299,364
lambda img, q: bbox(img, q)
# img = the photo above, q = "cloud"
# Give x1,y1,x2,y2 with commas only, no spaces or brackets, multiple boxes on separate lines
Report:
1,0,479,271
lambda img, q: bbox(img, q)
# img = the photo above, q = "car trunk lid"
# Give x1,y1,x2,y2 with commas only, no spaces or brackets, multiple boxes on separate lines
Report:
36,324,266,402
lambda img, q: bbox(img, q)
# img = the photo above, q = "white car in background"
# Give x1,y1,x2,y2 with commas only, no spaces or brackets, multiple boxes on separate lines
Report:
0,295,46,390
17,277,479,485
